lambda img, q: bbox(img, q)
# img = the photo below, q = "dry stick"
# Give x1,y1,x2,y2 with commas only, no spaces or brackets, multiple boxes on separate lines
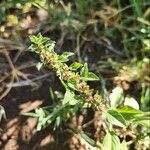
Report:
76,31,82,63
68,124,96,147
108,4,133,19
0,74,14,100
0,62,36,84
0,42,48,100
0,48,16,100
137,17,150,26
3,48,16,72
13,38,27,62
6,72,51,88
0,73,9,83
0,38,25,52
94,38,125,57
82,118,94,128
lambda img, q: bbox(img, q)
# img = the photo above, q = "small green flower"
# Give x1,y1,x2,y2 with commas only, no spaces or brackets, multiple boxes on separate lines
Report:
30,34,102,107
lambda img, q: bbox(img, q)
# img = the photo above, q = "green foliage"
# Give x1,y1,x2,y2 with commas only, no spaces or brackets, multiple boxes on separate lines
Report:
141,86,150,111
26,34,150,149
69,62,83,71
109,86,124,108
1,0,149,148
80,63,100,81
106,110,126,128
102,130,121,150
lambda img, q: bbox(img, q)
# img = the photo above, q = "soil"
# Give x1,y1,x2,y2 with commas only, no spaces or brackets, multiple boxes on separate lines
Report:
0,34,127,150
0,9,148,149
0,42,110,149
0,79,72,150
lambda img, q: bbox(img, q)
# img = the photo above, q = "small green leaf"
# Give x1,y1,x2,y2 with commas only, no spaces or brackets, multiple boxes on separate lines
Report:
80,131,96,146
67,79,77,91
32,0,46,9
82,72,99,81
141,87,150,111
120,140,128,150
80,63,88,78
61,52,74,57
106,110,126,127
35,108,46,117
37,121,43,131
58,52,74,62
22,112,39,117
103,131,121,150
143,39,150,51
69,62,83,70
47,42,55,51
109,86,124,108
117,106,143,114
30,35,38,44
102,131,112,150
116,106,143,120
131,112,150,128
54,116,61,129
63,90,78,105
58,55,69,62
134,119,150,128
81,102,92,108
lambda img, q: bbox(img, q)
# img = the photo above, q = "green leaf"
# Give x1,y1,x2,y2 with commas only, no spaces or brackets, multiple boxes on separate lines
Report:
35,108,46,117
102,132,112,150
80,64,99,81
81,102,92,108
47,42,55,51
61,52,74,57
141,87,150,111
109,86,124,108
143,39,150,51
69,62,83,70
82,72,99,81
67,79,77,91
58,55,69,62
69,124,96,146
30,35,39,44
63,90,78,105
120,140,128,150
80,63,88,78
37,121,43,131
32,0,46,9
116,106,143,120
106,110,126,128
134,119,150,128
131,112,150,128
117,106,143,114
80,131,96,146
22,112,39,117
54,116,61,129
103,131,121,150
58,52,74,62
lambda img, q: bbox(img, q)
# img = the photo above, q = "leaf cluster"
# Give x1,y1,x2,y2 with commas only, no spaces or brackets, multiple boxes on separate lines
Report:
26,34,150,149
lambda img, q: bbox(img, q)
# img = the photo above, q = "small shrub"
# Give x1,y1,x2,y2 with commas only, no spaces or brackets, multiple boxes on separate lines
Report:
26,33,150,149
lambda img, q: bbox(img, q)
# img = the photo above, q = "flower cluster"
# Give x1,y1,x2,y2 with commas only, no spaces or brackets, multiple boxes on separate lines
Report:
30,34,102,107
